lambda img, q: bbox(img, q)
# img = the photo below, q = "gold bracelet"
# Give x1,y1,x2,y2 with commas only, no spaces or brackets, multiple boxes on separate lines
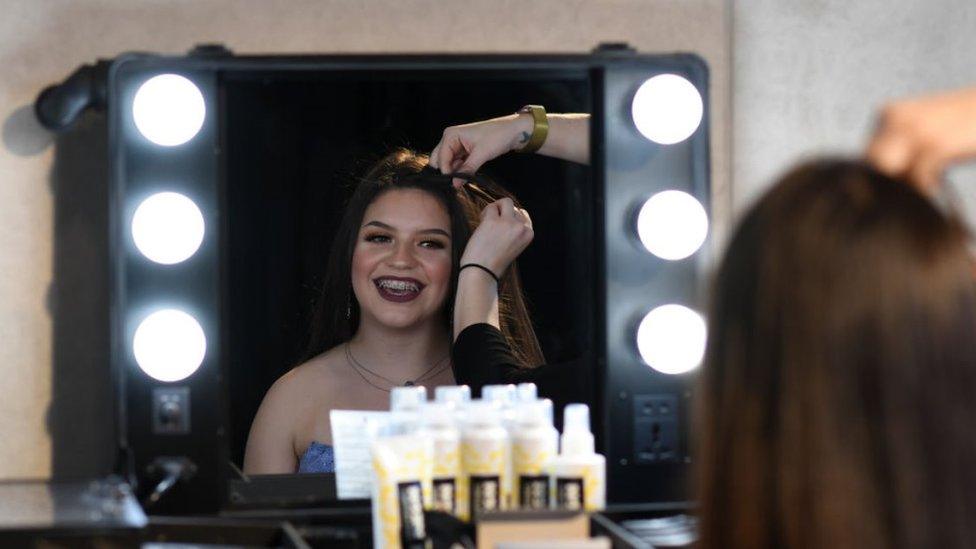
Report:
514,104,548,154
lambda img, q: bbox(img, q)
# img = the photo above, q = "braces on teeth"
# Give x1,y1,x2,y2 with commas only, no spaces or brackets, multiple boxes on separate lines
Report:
378,279,419,292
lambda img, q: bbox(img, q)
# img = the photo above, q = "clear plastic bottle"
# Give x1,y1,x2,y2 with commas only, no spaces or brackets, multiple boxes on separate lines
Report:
516,383,538,403
551,404,606,512
434,385,471,424
511,399,559,510
390,386,427,434
459,401,510,521
434,385,471,407
421,402,461,516
481,385,517,507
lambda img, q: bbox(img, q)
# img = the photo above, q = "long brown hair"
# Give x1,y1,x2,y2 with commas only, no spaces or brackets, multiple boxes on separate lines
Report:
305,148,544,368
698,160,976,548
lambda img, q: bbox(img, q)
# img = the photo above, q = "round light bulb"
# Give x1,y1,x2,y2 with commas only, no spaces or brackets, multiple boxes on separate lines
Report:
133,309,207,382
636,190,708,260
131,192,205,264
636,304,706,375
132,74,206,146
631,74,703,145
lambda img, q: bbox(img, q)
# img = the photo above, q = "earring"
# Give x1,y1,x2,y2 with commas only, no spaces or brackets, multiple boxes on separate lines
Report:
346,296,352,320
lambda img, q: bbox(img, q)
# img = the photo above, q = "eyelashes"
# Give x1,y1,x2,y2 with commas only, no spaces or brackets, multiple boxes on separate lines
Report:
363,233,447,250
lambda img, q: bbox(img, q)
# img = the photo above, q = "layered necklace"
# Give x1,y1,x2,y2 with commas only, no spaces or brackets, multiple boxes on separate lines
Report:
344,343,451,393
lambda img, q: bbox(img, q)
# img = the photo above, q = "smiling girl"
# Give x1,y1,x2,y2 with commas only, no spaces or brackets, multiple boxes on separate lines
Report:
243,149,543,474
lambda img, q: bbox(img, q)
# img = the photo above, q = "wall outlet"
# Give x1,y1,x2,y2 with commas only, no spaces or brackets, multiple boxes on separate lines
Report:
633,394,680,464
152,387,191,434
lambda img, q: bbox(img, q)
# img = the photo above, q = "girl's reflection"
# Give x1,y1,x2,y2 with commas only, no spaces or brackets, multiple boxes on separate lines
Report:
243,148,542,474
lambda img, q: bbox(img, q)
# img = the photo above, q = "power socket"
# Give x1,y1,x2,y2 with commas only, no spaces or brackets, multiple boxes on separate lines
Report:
152,387,191,434
633,394,680,464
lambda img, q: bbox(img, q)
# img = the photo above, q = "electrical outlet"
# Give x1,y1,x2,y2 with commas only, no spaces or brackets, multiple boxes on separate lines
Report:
153,387,191,434
633,394,680,464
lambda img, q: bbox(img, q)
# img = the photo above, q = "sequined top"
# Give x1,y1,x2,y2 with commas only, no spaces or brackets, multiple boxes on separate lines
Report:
297,441,335,473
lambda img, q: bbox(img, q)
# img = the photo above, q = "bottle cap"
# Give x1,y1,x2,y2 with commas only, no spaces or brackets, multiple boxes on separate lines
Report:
516,399,553,426
390,386,427,412
422,402,455,427
463,400,501,425
540,398,554,426
561,403,595,455
483,384,516,406
434,385,471,406
516,383,537,402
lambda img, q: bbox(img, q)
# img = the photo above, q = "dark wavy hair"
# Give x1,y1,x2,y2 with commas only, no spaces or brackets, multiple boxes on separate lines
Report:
304,148,544,368
697,159,976,548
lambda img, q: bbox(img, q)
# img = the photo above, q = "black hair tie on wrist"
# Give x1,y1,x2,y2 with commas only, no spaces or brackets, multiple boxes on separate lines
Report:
459,263,501,286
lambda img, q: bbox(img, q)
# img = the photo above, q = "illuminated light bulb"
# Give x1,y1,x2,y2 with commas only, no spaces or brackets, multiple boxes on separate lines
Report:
636,304,706,375
131,192,205,264
133,309,207,382
132,74,206,146
636,190,708,260
631,74,703,145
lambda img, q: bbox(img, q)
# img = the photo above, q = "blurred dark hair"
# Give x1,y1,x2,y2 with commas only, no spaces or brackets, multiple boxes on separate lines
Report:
698,159,976,548
304,148,544,368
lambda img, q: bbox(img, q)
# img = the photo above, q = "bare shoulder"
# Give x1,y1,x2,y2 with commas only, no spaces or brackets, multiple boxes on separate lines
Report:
278,346,357,451
243,347,349,474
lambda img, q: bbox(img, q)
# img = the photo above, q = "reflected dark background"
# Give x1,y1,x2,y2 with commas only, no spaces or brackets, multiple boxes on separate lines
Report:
223,71,595,466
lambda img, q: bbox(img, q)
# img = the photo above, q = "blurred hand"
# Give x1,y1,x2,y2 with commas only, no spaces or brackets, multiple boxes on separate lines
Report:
460,198,534,277
430,114,533,187
867,87,976,191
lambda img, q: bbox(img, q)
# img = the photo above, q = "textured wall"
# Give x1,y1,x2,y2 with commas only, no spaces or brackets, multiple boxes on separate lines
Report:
733,0,976,213
0,1,730,479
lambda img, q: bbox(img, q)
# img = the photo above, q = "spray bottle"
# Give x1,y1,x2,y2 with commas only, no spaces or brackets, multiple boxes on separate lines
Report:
551,403,606,512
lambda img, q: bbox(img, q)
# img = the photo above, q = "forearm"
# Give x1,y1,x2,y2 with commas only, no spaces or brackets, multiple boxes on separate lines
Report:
452,268,500,341
535,113,590,165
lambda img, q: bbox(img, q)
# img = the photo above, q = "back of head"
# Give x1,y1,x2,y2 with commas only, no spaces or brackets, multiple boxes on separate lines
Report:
698,159,976,548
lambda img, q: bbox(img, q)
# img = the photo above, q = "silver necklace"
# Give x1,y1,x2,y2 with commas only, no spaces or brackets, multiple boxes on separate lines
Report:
344,343,450,392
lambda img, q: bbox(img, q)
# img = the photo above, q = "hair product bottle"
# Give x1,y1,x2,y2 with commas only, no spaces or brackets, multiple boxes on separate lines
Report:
515,382,537,403
421,402,461,517
511,399,559,510
482,384,517,507
434,385,471,407
459,401,510,521
434,385,471,424
551,404,606,512
371,431,434,549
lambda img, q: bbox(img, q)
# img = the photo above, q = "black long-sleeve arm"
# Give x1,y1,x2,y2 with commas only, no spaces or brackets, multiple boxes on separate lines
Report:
451,323,589,427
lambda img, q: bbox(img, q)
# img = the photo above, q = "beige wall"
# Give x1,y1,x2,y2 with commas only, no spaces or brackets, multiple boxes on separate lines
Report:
0,1,731,478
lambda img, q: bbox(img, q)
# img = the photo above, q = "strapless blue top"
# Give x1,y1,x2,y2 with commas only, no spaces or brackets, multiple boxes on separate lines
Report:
298,442,335,473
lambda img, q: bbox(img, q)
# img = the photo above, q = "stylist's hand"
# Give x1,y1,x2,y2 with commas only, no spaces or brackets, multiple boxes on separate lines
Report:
460,198,534,278
867,86,976,191
430,114,532,186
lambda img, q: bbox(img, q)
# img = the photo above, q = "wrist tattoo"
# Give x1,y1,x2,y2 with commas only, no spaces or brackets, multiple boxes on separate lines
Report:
518,131,530,144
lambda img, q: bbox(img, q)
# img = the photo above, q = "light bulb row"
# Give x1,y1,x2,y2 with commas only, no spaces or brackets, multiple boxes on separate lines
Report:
130,74,209,382
631,74,707,375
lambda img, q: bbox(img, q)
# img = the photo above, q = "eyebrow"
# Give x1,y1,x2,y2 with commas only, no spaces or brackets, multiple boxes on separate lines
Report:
362,220,451,239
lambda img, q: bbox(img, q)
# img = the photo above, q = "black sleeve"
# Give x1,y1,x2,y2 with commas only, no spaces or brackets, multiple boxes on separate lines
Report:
452,323,588,427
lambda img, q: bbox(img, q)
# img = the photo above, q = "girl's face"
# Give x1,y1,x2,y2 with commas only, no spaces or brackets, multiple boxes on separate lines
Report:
351,188,453,331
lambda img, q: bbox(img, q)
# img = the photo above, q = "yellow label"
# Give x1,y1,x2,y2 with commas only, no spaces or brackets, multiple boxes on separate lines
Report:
512,437,555,509
458,437,509,521
372,438,433,548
